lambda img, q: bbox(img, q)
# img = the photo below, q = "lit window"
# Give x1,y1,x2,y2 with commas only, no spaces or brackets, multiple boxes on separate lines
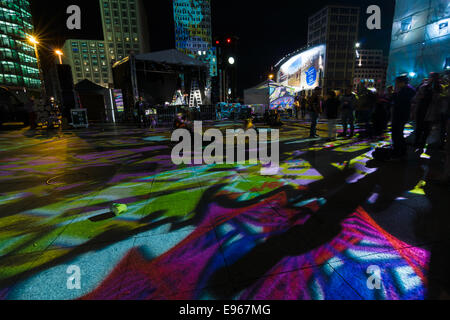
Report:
439,21,448,35
401,17,412,32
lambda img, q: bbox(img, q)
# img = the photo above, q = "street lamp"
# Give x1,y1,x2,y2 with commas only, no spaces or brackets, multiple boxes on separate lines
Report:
355,42,361,48
27,35,46,96
268,74,274,80
28,35,39,45
55,49,63,64
228,57,235,65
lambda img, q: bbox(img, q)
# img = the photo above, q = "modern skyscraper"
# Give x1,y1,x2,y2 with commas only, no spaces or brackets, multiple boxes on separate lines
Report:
0,0,41,93
62,0,150,88
387,0,450,86
307,5,360,93
354,49,388,93
173,0,217,78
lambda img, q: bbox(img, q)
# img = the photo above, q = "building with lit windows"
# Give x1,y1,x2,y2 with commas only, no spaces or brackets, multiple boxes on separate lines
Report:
307,5,360,93
0,0,41,93
173,0,217,78
62,0,149,88
387,0,450,86
353,49,388,93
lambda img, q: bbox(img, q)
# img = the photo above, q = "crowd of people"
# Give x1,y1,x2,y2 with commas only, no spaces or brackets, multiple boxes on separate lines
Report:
291,72,449,182
293,74,448,145
23,96,62,130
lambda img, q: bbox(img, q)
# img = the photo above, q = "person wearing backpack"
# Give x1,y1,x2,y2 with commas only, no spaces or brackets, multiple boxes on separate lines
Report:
412,74,437,151
339,87,357,137
356,87,377,138
391,76,416,158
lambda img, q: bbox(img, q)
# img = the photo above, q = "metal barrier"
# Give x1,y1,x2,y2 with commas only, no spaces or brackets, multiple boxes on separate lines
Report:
155,105,217,124
199,105,216,121
156,106,178,125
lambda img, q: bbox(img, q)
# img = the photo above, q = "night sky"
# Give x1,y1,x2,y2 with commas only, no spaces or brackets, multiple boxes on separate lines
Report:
31,0,395,95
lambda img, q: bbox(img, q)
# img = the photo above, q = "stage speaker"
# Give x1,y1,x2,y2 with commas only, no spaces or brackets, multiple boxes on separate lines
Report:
60,90,77,119
57,64,75,91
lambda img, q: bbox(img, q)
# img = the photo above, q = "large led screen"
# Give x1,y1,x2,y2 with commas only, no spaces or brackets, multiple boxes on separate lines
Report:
277,45,326,92
269,83,295,110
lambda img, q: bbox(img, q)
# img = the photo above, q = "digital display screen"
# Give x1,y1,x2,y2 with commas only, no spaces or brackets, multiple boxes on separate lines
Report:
269,83,295,110
277,45,326,92
113,89,124,112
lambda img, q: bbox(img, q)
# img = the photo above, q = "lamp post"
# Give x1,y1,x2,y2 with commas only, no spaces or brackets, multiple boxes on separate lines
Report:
55,49,63,65
28,35,46,96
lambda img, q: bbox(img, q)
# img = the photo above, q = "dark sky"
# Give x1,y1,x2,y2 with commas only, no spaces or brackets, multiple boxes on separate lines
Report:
31,0,395,94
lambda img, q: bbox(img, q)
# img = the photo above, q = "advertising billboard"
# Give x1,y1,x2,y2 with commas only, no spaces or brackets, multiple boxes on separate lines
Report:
269,82,295,110
277,45,326,92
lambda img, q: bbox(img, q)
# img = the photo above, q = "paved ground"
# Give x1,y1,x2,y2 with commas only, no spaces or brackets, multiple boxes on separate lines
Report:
0,120,449,300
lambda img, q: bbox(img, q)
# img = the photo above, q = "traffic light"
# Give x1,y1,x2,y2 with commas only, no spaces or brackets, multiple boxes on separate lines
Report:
214,36,238,48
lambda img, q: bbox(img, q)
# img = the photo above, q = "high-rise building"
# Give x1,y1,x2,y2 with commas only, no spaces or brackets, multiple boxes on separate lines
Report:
354,49,388,93
173,0,217,78
62,0,150,88
307,5,360,93
387,0,450,86
0,0,41,93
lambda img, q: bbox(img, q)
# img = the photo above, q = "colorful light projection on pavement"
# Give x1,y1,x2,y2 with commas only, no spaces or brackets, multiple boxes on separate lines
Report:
0,123,430,300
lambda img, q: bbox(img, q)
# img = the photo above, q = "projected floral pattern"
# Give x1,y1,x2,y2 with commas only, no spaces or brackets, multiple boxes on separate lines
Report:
0,122,430,300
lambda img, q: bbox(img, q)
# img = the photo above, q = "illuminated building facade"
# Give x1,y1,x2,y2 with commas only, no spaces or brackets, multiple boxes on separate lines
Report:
307,5,360,93
387,0,450,86
0,0,41,91
62,0,150,88
353,49,388,93
173,0,217,77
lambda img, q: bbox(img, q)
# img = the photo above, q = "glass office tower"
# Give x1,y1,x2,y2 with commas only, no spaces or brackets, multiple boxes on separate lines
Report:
0,0,41,91
173,0,217,77
387,0,450,86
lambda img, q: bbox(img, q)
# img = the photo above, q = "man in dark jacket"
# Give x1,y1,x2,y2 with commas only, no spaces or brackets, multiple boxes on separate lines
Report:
391,76,416,158
356,87,377,138
308,87,322,138
339,88,357,137
300,91,307,120
324,90,340,140
135,96,146,128
412,74,437,151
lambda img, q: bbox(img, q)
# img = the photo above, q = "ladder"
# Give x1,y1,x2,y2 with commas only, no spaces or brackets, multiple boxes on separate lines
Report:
189,79,202,108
